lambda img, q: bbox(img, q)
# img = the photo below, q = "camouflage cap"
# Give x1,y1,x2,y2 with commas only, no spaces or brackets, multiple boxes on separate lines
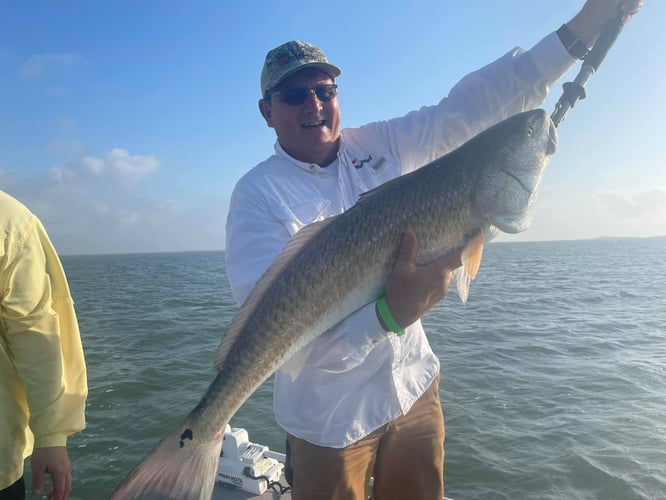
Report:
260,40,342,98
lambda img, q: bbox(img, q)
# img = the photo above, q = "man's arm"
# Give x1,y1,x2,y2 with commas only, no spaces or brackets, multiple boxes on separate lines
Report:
369,0,643,331
566,0,643,49
2,215,86,500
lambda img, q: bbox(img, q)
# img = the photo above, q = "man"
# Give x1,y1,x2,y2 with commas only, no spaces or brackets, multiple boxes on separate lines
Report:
0,191,88,500
225,1,642,498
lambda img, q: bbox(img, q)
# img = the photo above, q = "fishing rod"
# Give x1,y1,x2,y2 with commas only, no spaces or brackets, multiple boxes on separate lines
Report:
551,10,626,127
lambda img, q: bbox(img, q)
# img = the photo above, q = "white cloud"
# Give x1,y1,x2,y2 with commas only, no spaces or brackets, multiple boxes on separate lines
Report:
4,149,227,255
598,189,666,219
81,156,105,175
17,52,84,79
105,148,159,184
496,187,666,243
50,148,159,188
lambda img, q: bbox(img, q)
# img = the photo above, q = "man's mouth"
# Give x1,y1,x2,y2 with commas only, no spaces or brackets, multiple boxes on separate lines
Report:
302,120,325,128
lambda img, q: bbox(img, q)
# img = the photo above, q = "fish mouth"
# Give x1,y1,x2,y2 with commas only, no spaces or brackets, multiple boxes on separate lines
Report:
547,118,557,156
501,168,533,195
493,208,533,234
489,168,541,234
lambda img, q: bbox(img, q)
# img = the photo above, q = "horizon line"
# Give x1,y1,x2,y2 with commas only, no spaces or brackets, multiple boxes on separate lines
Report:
58,234,665,258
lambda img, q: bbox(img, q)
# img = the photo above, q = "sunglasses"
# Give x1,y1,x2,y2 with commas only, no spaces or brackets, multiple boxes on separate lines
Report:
269,84,338,106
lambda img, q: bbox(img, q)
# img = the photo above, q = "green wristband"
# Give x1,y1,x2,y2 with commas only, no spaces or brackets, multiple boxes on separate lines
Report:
377,296,406,336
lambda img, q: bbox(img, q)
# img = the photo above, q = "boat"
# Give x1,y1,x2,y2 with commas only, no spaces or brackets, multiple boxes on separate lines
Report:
213,425,290,499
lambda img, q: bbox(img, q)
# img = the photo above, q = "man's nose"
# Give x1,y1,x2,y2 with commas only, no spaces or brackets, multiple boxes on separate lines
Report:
303,89,323,109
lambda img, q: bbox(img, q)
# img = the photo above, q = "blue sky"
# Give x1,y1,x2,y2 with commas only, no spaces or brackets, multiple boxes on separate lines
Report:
1,1,664,255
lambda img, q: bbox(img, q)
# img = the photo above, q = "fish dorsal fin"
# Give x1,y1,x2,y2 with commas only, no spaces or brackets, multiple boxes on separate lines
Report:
215,216,339,371
454,231,484,304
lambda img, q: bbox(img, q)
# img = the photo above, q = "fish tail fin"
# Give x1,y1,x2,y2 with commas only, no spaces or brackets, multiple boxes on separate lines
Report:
110,422,223,500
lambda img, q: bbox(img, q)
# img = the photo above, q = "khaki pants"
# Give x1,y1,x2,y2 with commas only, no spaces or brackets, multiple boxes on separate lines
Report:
287,376,445,500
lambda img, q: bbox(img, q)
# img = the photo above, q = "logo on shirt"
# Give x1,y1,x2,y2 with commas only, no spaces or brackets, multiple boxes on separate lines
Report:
351,155,386,172
352,155,373,169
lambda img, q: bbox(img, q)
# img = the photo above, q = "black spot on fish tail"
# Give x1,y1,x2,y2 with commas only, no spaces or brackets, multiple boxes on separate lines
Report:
179,428,193,448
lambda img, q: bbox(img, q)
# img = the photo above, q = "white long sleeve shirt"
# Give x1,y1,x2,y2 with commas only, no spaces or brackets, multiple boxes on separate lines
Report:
225,33,574,448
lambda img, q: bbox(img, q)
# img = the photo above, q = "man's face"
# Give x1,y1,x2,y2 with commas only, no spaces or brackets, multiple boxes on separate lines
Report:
259,68,341,166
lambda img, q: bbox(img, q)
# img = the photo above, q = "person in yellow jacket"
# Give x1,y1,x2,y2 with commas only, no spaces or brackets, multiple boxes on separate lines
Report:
0,191,87,500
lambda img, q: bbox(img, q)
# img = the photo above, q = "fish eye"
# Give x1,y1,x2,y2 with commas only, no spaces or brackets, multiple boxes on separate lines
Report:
526,128,533,137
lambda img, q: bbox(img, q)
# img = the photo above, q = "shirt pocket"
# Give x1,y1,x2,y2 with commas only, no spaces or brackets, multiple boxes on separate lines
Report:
279,198,332,236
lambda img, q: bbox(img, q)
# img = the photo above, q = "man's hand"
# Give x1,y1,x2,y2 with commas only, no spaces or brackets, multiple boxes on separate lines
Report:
30,447,72,500
379,231,462,331
568,0,643,47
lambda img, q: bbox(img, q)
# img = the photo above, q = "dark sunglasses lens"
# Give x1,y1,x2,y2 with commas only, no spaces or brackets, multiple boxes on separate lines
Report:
314,85,337,102
281,89,310,106
276,85,337,106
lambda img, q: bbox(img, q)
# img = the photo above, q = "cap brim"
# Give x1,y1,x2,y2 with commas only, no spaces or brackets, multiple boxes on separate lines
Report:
267,62,342,95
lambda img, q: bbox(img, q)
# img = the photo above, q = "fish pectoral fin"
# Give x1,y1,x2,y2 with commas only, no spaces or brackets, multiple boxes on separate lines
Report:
461,231,484,279
453,232,485,304
279,341,315,382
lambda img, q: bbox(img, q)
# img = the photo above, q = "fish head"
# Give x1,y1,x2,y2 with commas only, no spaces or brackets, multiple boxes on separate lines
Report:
472,108,557,234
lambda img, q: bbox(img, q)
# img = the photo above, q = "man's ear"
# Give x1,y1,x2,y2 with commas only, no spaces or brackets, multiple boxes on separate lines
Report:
258,99,274,128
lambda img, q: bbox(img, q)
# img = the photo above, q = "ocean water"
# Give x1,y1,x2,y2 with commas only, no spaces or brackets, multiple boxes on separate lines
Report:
25,238,665,499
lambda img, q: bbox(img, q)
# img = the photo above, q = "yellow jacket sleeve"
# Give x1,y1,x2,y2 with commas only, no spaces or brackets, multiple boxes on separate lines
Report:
0,191,87,486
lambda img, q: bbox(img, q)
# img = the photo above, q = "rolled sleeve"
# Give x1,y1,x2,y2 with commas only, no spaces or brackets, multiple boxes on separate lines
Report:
365,32,576,175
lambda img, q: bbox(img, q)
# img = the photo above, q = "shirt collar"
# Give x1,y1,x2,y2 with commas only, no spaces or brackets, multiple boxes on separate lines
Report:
274,139,347,173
